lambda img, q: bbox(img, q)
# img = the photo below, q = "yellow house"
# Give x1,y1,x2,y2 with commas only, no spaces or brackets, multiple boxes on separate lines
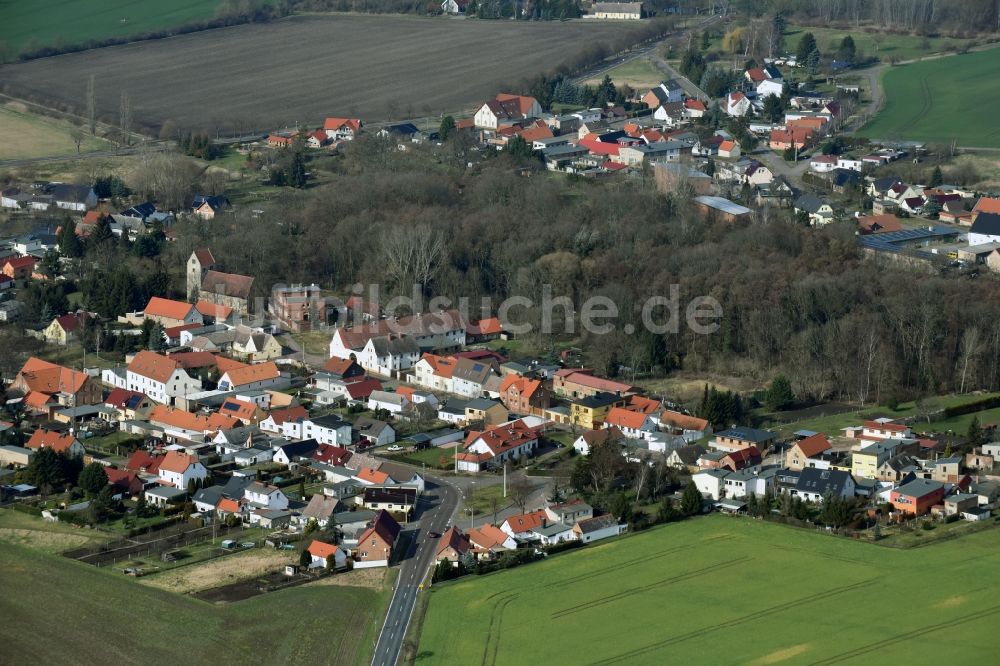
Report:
42,313,88,346
570,392,626,430
852,440,907,479
233,328,282,362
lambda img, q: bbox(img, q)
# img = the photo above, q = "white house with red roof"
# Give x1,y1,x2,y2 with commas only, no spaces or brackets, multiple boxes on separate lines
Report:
157,450,208,489
726,92,751,117
118,350,202,406
474,94,542,130
457,418,541,472
602,407,657,440
853,418,913,446
323,117,362,141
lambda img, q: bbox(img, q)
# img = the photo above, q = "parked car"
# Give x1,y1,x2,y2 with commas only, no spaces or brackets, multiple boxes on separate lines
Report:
386,445,403,452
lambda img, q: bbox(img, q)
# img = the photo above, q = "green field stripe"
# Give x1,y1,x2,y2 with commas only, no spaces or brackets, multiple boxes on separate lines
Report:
590,578,878,665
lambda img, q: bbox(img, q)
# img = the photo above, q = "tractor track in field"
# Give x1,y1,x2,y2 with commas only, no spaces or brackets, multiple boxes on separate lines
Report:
542,533,734,590
551,556,752,620
480,592,518,666
807,603,1000,665
588,578,878,665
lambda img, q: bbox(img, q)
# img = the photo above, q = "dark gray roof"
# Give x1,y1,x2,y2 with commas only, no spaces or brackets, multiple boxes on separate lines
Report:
673,444,706,464
895,478,944,497
794,468,852,496
49,183,93,203
221,476,253,499
575,514,620,534
794,193,826,214
971,212,1000,237
193,486,223,506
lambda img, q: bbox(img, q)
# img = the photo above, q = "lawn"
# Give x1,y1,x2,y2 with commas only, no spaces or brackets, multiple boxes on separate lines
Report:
0,508,108,554
417,516,1000,664
387,446,456,471
765,392,1000,437
784,24,973,63
584,57,664,90
0,539,390,666
0,104,109,160
0,0,225,58
859,48,1000,147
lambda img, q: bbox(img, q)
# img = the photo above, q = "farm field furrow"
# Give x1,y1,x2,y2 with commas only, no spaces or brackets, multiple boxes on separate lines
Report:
0,15,649,133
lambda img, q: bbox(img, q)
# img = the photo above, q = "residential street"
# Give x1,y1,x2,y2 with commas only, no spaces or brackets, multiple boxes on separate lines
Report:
371,473,459,666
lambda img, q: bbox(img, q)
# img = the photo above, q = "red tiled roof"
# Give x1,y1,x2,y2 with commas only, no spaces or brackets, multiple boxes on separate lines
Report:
195,300,233,320
503,509,548,533
104,388,147,409
194,248,215,266
125,450,162,474
344,378,383,400
308,539,340,559
973,197,1000,215
323,117,362,133
158,450,200,474
144,296,196,322
201,270,253,300
467,318,502,336
465,419,540,457
604,407,650,430
128,351,182,383
266,406,309,426
17,357,89,395
222,361,279,387
659,410,709,432
794,433,832,458
26,429,78,453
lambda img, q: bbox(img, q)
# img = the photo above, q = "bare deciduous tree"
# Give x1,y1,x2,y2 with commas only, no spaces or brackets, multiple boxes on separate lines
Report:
958,326,981,394
85,74,97,135
118,90,132,146
378,224,445,296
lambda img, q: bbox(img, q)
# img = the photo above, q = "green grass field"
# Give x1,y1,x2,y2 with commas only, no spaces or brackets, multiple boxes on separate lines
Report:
418,516,1000,664
0,0,225,58
860,48,1000,147
584,57,664,89
784,25,971,63
0,539,389,665
0,105,109,160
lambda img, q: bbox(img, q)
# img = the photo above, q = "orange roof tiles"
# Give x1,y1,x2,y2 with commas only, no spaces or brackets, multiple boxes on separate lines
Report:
128,351,182,383
794,433,832,458
604,407,650,430
222,361,279,387
144,296,196,322
195,300,233,320
149,405,238,433
158,450,200,474
356,467,390,484
26,429,78,453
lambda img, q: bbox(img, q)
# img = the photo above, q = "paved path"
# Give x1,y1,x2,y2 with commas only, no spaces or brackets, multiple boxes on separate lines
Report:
371,473,459,666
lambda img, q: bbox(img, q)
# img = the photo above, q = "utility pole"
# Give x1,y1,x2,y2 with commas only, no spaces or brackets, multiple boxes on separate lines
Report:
503,462,507,498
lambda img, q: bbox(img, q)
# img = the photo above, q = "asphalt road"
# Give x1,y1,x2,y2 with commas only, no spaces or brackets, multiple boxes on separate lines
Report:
371,473,460,666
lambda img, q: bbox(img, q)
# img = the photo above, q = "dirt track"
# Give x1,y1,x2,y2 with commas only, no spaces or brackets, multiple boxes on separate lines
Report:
0,14,650,133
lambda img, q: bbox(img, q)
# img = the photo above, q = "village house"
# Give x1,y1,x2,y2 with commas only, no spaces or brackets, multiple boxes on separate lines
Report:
602,407,657,439
788,468,856,503
354,510,401,568
12,357,102,417
891,478,945,516
570,392,627,430
553,369,634,399
457,419,541,472
307,540,348,569
157,451,208,489
218,361,281,392
592,2,642,19
497,374,550,415
794,194,835,226
358,487,416,518
474,94,543,130
41,312,91,346
436,526,472,565
786,433,833,471
466,524,517,559
25,429,84,457
191,194,230,220
323,117,362,141
115,351,202,406
231,327,282,362
710,427,776,453
142,297,203,328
